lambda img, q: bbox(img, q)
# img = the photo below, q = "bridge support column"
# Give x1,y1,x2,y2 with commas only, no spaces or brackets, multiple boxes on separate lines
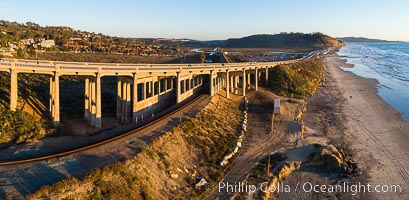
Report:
84,78,90,120
121,79,127,123
247,72,251,89
183,78,187,93
230,74,234,94
10,69,18,111
226,70,230,99
210,70,214,96
214,76,217,94
90,78,96,126
265,67,269,83
170,77,174,90
255,68,258,91
142,80,146,101
116,77,122,120
164,77,168,92
132,73,138,124
176,72,181,103
49,76,54,120
53,72,60,127
125,80,131,124
242,70,246,96
148,79,152,97
95,73,102,129
218,76,221,94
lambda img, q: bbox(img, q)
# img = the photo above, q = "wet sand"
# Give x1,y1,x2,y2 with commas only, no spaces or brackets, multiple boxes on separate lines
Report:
324,54,409,199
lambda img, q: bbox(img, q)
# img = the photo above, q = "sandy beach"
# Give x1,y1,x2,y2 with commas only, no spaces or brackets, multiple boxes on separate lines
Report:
324,54,409,199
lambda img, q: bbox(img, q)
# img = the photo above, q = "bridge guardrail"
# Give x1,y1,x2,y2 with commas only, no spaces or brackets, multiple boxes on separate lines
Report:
0,54,315,75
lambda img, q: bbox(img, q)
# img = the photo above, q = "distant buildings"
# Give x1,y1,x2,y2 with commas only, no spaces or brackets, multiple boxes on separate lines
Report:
39,39,55,48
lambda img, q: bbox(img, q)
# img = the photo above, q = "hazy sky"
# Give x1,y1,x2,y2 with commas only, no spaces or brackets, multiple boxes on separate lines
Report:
0,0,408,41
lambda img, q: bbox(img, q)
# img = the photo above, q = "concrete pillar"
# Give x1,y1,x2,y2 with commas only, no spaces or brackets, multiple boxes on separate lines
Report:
226,71,230,99
214,77,217,94
53,72,60,127
210,71,214,96
255,68,259,91
242,70,246,96
49,76,54,120
247,72,251,87
95,73,102,128
218,76,221,93
176,72,181,103
265,67,269,82
149,80,153,96
142,80,146,100
121,80,126,122
230,74,234,92
164,77,168,92
84,78,90,120
132,73,138,124
217,77,220,93
10,70,18,111
125,80,131,124
90,78,96,126
116,77,122,120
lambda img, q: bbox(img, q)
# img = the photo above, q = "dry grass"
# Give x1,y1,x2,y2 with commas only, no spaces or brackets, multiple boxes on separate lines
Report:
29,94,244,199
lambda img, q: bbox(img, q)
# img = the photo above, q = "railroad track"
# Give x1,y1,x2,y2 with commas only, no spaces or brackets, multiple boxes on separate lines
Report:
0,94,206,166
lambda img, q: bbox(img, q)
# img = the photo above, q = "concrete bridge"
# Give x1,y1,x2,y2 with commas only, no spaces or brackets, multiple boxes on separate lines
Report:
0,58,301,128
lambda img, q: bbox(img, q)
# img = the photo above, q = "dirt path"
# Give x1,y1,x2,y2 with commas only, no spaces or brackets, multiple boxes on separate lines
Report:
324,56,409,199
205,90,290,199
0,95,211,199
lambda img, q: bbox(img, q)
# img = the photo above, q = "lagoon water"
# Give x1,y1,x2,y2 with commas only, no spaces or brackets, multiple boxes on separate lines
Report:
338,42,409,121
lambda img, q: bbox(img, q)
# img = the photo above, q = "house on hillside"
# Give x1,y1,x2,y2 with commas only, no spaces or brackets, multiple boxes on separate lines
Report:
39,39,55,48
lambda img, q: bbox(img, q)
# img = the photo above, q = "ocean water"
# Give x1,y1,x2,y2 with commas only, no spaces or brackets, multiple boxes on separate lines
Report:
337,42,409,121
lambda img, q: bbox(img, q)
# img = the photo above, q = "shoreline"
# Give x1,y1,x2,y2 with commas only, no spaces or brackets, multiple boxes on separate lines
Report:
324,53,409,199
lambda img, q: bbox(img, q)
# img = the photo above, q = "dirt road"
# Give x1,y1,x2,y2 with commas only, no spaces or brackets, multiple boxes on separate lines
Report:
205,90,296,199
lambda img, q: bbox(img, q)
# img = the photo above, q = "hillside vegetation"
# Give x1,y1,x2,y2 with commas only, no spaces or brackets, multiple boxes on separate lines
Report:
225,33,343,48
267,58,324,99
0,73,51,145
30,95,243,199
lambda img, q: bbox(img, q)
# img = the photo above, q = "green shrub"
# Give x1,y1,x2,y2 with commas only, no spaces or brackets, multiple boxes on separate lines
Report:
268,59,324,99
